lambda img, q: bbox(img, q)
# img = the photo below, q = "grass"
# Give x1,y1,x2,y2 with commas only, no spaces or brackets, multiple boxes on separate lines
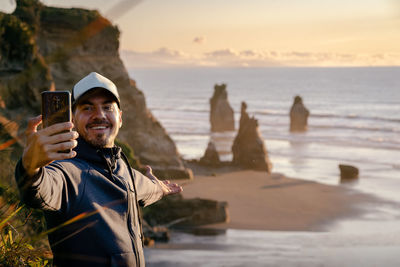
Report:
0,207,49,267
0,143,51,266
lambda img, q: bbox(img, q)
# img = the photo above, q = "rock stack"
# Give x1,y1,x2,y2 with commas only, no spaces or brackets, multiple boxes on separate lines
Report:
143,194,229,228
339,164,359,182
210,84,235,132
290,95,310,132
232,102,272,172
199,141,220,166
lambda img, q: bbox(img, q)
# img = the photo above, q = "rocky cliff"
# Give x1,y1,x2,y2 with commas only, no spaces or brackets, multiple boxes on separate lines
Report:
0,0,192,179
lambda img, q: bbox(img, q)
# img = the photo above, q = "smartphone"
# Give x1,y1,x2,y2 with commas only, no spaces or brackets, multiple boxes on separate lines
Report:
41,91,72,152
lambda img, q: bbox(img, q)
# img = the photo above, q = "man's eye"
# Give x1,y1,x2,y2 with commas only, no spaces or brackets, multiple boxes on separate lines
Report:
82,106,92,111
103,105,113,111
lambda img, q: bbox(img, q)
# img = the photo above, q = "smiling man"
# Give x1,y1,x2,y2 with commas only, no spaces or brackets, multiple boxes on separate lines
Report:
15,72,182,267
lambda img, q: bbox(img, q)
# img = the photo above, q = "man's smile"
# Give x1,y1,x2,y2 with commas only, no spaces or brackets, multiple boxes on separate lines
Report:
89,125,108,130
87,121,111,131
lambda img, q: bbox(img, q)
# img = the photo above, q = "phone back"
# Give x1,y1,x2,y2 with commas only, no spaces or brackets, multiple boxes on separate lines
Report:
41,91,71,128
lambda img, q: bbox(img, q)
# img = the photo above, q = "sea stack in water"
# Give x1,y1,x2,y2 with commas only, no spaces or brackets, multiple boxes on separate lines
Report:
290,95,310,132
210,84,235,132
200,141,221,166
232,102,272,172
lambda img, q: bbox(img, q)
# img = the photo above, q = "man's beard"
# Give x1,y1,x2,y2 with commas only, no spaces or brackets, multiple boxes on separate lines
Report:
86,133,110,148
83,119,115,148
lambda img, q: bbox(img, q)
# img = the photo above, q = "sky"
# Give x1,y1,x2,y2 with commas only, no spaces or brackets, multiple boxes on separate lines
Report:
2,0,400,68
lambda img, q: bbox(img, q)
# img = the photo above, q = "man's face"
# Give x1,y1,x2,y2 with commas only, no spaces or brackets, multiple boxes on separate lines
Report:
73,90,122,148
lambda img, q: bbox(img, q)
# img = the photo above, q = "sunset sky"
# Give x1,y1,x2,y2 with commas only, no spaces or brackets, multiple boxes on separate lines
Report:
2,0,400,67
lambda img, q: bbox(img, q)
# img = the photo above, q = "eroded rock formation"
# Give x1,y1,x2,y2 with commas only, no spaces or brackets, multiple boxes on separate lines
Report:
339,164,359,182
0,0,192,178
199,141,220,166
143,194,229,227
232,102,272,172
210,84,235,132
290,95,310,132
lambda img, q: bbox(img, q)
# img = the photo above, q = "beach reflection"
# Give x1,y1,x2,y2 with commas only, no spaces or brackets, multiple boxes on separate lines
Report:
208,131,236,162
146,216,400,267
288,137,310,173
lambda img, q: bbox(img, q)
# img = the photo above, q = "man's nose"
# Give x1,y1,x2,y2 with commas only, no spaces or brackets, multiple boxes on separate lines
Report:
92,106,106,119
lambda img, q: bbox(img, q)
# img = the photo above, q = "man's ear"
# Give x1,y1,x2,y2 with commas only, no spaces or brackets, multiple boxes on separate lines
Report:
119,109,123,128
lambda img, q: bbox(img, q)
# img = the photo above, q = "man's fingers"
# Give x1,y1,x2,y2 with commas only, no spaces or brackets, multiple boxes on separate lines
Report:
47,131,79,145
144,165,183,195
172,183,183,192
42,122,74,136
47,140,78,153
26,115,42,134
161,180,183,195
48,150,77,161
166,183,183,194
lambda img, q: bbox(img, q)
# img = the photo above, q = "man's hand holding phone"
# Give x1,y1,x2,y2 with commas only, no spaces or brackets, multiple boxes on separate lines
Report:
22,116,79,177
22,91,79,177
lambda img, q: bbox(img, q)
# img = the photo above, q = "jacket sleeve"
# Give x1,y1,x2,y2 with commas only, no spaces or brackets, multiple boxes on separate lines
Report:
15,159,76,213
133,169,164,207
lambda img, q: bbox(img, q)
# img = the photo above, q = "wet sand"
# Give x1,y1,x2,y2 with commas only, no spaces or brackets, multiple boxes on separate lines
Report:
176,165,379,231
147,166,400,266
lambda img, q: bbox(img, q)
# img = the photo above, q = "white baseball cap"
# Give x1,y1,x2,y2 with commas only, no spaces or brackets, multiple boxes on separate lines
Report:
72,72,120,107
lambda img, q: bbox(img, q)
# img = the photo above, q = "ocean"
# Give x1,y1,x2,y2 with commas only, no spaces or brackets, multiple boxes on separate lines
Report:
127,67,400,266
129,67,400,201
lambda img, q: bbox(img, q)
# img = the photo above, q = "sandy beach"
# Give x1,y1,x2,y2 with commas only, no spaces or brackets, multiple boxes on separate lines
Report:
176,163,379,231
146,165,400,266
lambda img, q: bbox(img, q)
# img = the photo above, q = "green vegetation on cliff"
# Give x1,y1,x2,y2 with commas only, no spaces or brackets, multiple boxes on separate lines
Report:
0,13,35,68
40,7,103,30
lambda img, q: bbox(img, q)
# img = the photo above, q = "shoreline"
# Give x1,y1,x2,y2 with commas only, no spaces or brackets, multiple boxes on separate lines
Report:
175,163,382,232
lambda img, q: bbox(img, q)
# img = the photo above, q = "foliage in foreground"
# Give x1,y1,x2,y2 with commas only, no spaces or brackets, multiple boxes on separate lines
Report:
0,146,51,266
0,212,49,266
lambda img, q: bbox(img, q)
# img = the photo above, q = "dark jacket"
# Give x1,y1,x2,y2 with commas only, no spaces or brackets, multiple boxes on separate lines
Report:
15,138,163,267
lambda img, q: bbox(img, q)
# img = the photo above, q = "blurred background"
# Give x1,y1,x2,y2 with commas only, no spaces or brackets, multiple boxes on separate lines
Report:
1,1,400,266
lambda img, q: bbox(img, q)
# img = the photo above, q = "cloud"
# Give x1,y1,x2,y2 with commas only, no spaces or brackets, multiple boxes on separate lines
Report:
121,48,200,68
153,47,186,57
240,50,258,57
121,48,400,69
203,49,280,67
193,36,206,44
205,49,238,58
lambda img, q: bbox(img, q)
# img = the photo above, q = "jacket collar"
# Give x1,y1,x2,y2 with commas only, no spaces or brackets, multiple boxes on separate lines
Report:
74,138,121,168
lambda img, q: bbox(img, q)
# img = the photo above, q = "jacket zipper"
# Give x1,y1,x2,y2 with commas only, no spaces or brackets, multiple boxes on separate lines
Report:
122,177,140,267
100,150,141,267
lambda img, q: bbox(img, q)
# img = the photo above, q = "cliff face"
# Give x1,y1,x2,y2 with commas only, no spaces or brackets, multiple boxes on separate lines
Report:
0,6,53,146
0,0,191,178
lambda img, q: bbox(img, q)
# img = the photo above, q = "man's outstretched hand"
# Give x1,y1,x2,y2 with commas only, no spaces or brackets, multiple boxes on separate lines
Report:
22,115,79,177
145,166,183,196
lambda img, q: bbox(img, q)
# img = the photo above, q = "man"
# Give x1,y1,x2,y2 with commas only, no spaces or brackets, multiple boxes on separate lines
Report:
15,72,182,266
